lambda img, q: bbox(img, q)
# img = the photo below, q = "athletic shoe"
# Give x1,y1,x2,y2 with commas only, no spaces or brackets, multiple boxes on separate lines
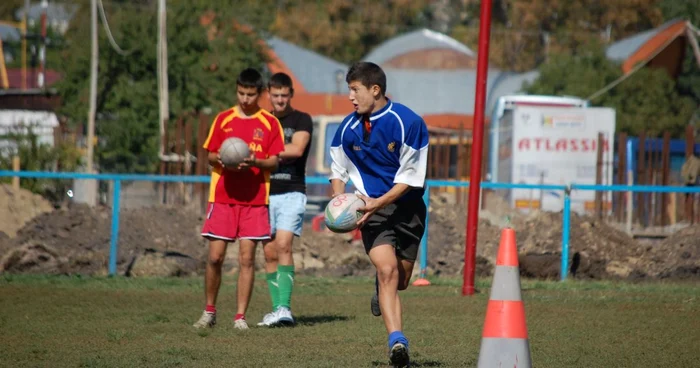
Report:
372,275,381,316
371,293,381,316
257,310,280,327
234,318,249,330
276,307,295,326
192,311,216,329
389,342,410,367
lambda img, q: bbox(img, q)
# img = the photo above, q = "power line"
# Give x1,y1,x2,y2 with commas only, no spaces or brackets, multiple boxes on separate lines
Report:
97,0,130,55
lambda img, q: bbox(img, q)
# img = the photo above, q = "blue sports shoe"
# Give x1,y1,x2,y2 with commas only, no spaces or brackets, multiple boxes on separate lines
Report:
389,342,410,367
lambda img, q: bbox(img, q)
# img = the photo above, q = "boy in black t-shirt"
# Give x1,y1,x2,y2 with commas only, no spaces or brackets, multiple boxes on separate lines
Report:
258,73,313,327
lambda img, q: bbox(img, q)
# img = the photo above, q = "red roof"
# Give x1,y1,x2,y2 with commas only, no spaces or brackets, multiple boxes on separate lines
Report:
622,19,689,76
259,92,351,116
5,68,62,89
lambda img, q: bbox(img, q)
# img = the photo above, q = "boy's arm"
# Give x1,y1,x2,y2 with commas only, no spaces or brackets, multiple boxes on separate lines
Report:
208,152,223,169
248,155,279,171
393,119,429,189
203,112,228,169
331,179,346,197
279,131,311,160
329,122,349,192
280,114,313,160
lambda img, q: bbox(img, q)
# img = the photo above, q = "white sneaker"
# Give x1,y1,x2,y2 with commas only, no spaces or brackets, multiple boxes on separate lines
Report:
257,310,280,327
276,307,295,326
234,318,249,330
193,311,216,328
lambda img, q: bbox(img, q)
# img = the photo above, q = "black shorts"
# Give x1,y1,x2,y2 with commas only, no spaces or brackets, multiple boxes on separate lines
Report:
360,197,427,261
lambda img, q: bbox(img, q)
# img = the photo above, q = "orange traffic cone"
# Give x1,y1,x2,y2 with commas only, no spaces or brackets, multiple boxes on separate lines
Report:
477,227,532,368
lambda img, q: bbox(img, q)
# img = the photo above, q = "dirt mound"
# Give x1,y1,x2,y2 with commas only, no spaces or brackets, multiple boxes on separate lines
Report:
421,192,652,280
0,202,372,278
513,211,646,279
1,189,699,281
296,229,372,277
425,193,501,277
643,225,700,279
0,184,54,237
0,204,208,276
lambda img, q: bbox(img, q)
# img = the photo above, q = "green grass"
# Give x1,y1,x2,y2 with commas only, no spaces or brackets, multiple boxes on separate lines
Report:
0,274,698,367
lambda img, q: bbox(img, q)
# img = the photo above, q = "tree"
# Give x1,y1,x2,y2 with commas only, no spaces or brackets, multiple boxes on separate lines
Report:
450,0,665,71
0,124,82,204
54,1,268,173
0,0,24,21
269,0,431,63
524,46,695,137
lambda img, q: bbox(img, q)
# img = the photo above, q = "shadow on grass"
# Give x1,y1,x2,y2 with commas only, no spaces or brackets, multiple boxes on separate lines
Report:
371,358,443,367
294,314,352,326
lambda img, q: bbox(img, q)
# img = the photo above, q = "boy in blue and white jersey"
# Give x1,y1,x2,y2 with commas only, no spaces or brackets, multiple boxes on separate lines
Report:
329,61,429,368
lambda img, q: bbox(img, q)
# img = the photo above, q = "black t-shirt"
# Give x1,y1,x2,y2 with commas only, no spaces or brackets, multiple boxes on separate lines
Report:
269,110,313,195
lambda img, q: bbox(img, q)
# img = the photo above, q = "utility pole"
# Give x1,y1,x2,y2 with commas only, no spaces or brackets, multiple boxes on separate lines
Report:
86,0,98,176
157,0,168,159
22,0,29,90
37,0,47,88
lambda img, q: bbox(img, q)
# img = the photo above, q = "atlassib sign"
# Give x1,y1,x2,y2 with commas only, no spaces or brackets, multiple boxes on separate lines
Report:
511,106,616,213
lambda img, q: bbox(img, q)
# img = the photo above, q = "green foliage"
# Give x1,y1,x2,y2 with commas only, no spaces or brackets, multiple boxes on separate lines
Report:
660,0,700,24
660,0,700,124
0,124,82,203
524,46,696,137
54,1,267,173
0,0,24,21
523,46,621,98
269,0,431,63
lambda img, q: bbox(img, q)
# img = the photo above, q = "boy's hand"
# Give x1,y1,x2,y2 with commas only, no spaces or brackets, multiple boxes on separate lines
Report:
240,153,257,169
356,194,383,227
218,153,248,172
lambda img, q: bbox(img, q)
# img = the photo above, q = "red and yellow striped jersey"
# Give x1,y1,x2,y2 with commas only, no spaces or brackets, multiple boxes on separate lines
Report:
203,106,285,205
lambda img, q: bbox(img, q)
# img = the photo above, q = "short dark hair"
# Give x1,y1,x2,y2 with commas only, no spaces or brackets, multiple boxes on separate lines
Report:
345,61,386,95
268,72,294,93
237,68,264,92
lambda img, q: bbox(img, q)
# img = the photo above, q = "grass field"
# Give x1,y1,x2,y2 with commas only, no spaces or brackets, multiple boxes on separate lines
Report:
1,274,698,368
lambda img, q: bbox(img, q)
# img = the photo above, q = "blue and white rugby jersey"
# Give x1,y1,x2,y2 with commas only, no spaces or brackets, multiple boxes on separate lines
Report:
329,100,429,202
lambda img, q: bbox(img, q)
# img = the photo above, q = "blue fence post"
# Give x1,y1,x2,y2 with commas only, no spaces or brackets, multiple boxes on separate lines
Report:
420,184,430,277
108,180,121,276
561,186,571,281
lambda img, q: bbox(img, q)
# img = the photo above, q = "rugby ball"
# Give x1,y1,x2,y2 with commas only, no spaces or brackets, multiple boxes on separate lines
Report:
324,193,365,233
219,137,250,167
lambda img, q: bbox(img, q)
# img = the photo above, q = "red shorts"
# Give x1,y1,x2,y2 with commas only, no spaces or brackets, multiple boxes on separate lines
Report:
201,203,271,241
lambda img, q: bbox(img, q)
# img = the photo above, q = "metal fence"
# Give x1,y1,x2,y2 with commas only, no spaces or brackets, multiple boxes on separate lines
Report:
2,170,700,281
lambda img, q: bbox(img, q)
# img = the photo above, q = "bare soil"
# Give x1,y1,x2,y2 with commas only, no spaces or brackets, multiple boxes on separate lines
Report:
0,187,698,280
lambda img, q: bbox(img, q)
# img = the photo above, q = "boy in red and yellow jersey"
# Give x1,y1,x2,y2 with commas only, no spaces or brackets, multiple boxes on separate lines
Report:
193,68,285,330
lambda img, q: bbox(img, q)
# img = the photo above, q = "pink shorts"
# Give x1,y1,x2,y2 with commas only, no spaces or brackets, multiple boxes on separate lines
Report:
201,203,271,241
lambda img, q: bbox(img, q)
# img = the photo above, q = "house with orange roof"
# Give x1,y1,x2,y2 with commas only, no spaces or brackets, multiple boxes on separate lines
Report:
606,18,694,78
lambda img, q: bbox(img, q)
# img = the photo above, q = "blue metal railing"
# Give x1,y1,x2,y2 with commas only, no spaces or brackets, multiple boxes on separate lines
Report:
2,170,700,281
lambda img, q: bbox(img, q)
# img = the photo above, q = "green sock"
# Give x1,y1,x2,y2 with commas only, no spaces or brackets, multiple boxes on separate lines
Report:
277,265,295,309
266,272,280,311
